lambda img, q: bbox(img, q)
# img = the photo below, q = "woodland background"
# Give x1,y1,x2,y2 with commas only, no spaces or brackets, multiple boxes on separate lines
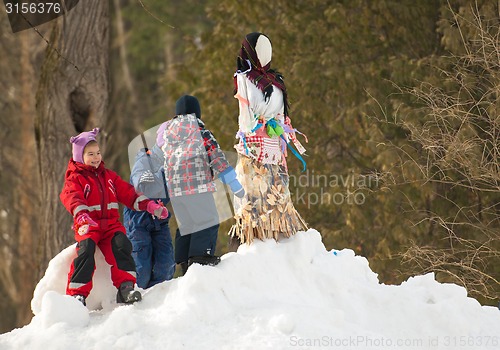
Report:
0,0,498,333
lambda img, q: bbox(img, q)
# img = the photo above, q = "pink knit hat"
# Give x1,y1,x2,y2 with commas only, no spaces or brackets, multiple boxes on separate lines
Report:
156,122,167,147
70,128,100,164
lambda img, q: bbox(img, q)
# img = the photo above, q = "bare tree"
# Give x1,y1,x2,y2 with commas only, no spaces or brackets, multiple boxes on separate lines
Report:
106,0,139,174
35,1,110,276
375,3,499,302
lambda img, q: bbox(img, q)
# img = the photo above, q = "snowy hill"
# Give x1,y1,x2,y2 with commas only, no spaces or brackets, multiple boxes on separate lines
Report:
1,229,499,350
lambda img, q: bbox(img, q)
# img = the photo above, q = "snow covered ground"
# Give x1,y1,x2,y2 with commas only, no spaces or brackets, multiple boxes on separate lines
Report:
0,229,499,350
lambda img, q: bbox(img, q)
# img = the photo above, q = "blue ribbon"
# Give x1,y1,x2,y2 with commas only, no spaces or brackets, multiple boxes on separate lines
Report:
280,135,307,172
267,118,278,128
251,122,263,133
242,135,249,155
236,130,250,155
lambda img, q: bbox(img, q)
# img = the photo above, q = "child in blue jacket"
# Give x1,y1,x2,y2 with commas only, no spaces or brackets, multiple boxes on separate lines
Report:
124,127,175,288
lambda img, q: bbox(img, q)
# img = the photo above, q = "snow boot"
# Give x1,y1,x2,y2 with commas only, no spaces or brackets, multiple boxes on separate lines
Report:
73,295,86,306
116,281,142,304
188,254,221,267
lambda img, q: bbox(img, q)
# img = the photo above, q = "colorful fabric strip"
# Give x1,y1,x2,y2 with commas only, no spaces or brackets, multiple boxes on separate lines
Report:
280,135,307,172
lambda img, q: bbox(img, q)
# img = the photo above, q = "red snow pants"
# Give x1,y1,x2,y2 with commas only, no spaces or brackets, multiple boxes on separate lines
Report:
66,222,137,297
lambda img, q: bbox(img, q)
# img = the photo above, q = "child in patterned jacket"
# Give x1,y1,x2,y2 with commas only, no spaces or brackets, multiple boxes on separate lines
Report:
160,95,244,275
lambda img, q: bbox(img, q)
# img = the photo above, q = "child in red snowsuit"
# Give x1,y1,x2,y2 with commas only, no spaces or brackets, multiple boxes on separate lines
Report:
60,128,168,305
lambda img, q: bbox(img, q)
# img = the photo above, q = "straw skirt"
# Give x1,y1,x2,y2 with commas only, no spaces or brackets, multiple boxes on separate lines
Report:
229,155,307,244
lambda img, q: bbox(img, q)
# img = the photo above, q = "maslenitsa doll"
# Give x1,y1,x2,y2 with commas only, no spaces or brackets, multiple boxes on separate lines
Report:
230,32,308,244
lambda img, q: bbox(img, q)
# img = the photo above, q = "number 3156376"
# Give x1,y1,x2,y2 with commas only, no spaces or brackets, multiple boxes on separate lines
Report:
5,2,61,14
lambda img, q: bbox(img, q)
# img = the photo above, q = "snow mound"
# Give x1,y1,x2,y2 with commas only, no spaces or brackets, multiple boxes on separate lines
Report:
31,243,117,314
1,229,499,350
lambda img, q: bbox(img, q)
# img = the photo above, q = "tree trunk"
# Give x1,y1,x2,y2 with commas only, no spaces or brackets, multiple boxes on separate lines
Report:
12,29,39,332
35,1,110,276
0,20,42,332
113,0,137,108
106,0,138,174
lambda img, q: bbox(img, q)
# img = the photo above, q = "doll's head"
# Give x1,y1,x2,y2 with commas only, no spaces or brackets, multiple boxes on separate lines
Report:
237,32,272,71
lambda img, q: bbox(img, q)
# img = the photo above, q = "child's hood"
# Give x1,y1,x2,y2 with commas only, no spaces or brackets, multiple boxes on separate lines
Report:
164,114,204,144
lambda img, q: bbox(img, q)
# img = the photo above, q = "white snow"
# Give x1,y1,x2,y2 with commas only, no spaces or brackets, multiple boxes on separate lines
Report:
0,229,499,350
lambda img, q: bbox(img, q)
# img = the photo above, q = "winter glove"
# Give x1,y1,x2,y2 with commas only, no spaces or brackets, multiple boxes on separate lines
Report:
219,166,245,198
146,200,169,219
229,179,245,198
73,212,98,236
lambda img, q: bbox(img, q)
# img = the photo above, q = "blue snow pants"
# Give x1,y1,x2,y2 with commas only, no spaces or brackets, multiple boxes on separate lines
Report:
127,221,175,289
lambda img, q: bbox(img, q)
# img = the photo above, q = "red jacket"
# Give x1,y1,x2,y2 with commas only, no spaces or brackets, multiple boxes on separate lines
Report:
60,160,148,230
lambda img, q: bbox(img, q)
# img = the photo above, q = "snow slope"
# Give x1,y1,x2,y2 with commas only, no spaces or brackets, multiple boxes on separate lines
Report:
0,229,499,350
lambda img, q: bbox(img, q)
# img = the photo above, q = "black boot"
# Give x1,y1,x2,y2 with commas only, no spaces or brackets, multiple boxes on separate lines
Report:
117,281,142,304
73,294,86,306
188,254,221,267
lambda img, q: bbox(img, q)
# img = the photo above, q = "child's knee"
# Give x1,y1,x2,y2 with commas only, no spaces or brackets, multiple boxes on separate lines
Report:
77,238,96,257
112,232,133,255
111,232,136,273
